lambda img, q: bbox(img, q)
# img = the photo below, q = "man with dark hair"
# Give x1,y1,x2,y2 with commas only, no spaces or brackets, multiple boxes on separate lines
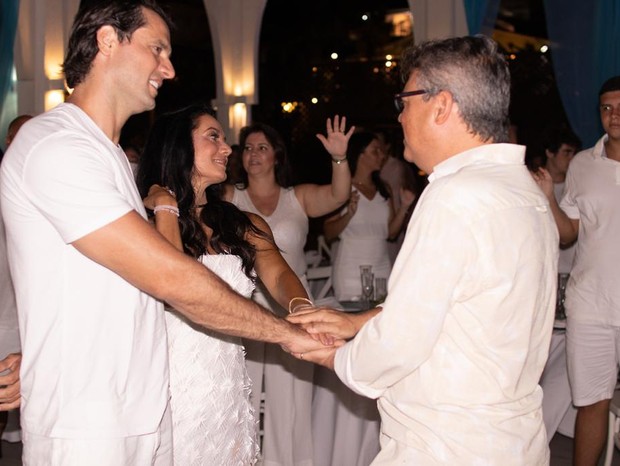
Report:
535,125,581,441
534,75,620,466
290,35,558,464
0,1,324,464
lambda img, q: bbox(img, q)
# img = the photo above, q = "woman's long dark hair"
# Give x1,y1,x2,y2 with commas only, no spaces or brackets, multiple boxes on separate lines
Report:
137,103,269,279
347,131,390,200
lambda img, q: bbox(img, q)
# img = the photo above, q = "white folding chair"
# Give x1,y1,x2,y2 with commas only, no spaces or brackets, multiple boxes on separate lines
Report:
306,235,334,300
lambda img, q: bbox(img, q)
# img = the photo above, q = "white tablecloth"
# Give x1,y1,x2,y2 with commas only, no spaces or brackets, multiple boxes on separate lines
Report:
312,365,380,466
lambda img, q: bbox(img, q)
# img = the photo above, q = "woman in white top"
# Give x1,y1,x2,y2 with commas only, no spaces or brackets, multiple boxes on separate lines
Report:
137,103,313,466
223,117,353,466
324,131,415,301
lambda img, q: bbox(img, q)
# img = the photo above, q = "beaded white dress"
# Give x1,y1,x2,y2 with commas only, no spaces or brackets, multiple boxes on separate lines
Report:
165,254,258,466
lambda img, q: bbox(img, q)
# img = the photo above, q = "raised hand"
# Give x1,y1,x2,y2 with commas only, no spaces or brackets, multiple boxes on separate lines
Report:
316,115,355,159
0,353,21,411
531,167,554,200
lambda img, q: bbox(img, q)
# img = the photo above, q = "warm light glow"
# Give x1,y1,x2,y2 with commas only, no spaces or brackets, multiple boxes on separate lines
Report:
540,45,548,53
330,52,338,60
385,61,392,67
44,26,65,80
230,102,247,130
361,14,369,21
385,54,393,60
312,66,318,73
281,102,298,113
510,54,517,60
386,11,412,38
373,67,379,74
45,90,65,111
311,97,318,104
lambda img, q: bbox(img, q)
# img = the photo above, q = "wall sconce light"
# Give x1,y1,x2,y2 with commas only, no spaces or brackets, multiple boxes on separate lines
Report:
44,78,67,111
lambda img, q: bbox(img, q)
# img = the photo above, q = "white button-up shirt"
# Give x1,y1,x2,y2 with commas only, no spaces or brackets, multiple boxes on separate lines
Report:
560,134,620,325
335,144,558,465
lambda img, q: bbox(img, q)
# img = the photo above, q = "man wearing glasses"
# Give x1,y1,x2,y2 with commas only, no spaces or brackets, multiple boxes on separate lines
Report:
290,35,558,464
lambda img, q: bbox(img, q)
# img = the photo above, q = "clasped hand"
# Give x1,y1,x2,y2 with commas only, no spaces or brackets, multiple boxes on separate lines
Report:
285,306,368,369
0,353,22,411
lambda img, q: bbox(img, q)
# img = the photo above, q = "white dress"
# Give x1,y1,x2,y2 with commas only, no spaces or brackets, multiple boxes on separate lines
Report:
232,186,315,466
166,254,258,466
332,189,392,301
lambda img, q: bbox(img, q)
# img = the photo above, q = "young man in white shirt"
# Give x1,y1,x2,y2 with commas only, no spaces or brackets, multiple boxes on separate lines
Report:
534,75,620,466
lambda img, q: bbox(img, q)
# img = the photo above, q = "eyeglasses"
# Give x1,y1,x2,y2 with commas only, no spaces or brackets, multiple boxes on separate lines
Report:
394,89,428,113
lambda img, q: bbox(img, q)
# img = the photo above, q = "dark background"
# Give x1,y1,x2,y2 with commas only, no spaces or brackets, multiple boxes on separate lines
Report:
116,0,570,184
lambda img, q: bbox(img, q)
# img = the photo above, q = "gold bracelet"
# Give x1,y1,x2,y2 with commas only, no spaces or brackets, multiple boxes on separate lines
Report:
331,156,347,164
288,297,313,314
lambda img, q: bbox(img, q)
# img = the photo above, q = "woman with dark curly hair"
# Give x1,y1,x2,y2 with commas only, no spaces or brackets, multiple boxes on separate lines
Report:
137,103,311,466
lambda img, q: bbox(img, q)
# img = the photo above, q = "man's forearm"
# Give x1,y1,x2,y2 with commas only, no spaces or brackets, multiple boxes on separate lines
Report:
548,195,578,244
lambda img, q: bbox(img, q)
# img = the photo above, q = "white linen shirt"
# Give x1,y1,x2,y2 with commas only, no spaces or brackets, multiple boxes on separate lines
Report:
335,144,558,465
559,134,620,325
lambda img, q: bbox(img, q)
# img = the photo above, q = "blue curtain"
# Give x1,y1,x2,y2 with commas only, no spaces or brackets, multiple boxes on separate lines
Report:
0,0,20,116
544,0,620,147
462,0,502,36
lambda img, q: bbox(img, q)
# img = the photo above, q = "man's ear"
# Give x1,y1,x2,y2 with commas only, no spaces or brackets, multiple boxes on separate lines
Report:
96,25,118,56
545,149,555,159
433,90,454,126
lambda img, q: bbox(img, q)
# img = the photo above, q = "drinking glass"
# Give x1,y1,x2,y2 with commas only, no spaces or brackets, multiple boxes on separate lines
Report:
361,272,374,308
374,277,387,303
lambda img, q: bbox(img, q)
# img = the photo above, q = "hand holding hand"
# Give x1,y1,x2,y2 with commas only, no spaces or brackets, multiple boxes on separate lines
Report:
143,184,177,211
531,168,554,200
293,346,338,370
287,307,360,341
279,321,344,356
0,353,21,411
316,115,355,160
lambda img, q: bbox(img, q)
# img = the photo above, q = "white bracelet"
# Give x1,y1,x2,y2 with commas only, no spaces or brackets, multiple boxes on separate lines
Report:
153,205,179,217
288,297,313,314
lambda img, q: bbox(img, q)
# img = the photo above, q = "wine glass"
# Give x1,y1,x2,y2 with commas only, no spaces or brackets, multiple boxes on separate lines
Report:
361,272,374,309
374,277,387,303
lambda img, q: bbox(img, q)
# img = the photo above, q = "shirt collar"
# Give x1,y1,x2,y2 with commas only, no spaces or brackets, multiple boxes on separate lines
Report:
592,134,609,159
428,143,526,183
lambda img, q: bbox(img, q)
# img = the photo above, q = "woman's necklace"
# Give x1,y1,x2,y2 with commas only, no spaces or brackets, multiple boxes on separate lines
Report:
353,179,373,189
